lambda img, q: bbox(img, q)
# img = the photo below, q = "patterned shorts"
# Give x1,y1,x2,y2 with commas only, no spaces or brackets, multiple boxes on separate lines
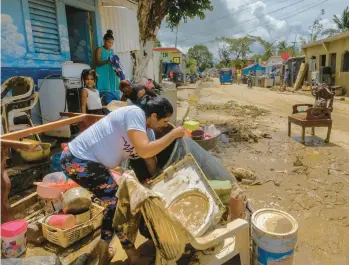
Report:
60,147,134,249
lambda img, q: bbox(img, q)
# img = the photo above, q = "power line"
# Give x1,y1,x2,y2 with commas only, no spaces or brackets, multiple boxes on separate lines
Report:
178,0,304,45
186,0,329,47
233,0,329,42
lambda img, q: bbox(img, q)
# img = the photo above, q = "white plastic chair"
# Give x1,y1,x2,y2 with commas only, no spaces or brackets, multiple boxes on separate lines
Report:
141,197,250,265
1,77,40,141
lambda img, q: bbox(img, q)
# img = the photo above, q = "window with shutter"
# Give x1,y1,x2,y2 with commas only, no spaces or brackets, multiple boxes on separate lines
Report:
28,0,60,55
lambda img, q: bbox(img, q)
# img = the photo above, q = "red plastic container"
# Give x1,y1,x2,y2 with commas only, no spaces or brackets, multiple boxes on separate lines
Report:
47,214,76,230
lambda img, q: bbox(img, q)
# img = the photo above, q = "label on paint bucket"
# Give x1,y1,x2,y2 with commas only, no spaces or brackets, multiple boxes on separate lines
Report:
253,240,294,265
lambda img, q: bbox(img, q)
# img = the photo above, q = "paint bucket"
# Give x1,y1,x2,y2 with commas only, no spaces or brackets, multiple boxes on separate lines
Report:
252,208,298,265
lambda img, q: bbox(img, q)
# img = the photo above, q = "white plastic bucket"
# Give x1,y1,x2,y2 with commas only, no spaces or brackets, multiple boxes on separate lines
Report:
252,209,298,265
1,220,28,258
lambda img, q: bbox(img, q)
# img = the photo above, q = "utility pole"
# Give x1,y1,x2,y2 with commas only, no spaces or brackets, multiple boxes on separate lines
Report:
291,35,297,57
175,26,179,48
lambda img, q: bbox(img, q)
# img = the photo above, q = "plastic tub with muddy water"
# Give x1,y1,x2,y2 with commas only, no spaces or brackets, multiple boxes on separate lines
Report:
127,123,236,184
252,208,298,265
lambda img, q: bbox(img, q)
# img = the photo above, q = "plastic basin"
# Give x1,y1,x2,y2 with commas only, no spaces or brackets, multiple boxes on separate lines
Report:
18,139,51,162
194,133,221,151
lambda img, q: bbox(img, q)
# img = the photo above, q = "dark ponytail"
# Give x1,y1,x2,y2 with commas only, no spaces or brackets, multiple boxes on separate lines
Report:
104,29,114,41
136,95,173,120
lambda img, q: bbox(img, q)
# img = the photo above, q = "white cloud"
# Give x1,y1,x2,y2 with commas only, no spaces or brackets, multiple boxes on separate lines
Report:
158,0,347,57
1,14,26,62
59,25,70,52
25,19,34,48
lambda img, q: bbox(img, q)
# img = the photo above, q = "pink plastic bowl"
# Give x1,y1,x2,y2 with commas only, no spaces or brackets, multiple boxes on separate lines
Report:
47,214,76,230
35,179,80,199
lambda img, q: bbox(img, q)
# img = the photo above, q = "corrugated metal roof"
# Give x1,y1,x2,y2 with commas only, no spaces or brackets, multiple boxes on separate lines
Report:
100,6,140,53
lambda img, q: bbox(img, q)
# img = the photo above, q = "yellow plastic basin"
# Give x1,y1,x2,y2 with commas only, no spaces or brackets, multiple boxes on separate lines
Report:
183,120,200,132
18,139,51,162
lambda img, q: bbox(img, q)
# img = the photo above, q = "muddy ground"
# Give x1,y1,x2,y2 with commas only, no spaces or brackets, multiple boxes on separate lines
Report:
178,79,349,265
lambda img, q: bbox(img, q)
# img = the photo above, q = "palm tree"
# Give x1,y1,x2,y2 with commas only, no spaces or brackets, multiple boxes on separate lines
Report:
277,41,287,55
322,6,349,36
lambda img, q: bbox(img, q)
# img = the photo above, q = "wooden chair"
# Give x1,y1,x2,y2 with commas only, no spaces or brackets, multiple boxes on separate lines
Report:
141,197,250,265
288,84,334,144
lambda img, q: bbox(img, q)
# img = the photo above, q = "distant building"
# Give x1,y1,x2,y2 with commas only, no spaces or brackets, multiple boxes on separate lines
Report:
302,32,349,93
286,56,305,87
153,47,186,68
152,47,187,82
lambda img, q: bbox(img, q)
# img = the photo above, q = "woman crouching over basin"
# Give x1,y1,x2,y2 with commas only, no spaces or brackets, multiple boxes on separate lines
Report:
60,96,185,265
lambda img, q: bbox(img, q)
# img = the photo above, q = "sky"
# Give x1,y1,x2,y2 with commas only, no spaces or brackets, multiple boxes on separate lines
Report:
157,0,347,61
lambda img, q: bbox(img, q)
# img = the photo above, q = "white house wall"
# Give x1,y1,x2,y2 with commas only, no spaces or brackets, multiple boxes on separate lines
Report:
100,6,140,53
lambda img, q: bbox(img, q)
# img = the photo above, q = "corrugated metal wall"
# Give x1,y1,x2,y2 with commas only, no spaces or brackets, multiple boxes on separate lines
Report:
117,51,133,80
100,6,139,53
100,6,140,80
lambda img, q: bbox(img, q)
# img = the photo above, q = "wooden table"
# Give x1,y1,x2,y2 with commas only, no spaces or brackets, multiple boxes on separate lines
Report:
0,113,103,223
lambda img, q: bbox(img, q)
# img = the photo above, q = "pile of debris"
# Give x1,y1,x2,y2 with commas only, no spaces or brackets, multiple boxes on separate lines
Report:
197,100,267,118
216,122,260,143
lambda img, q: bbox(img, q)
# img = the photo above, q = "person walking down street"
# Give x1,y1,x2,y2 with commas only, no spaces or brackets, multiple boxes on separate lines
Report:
95,29,121,105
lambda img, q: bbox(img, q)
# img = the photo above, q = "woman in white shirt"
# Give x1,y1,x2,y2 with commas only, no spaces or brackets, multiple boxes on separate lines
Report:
61,96,184,265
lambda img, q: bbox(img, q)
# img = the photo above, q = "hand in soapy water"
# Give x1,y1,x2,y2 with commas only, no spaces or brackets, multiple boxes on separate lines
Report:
170,126,186,139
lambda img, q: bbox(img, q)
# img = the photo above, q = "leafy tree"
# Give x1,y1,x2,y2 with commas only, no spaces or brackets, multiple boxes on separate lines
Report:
154,37,162,47
186,58,197,74
322,6,349,36
277,41,287,54
309,9,325,41
216,36,255,66
252,37,276,60
134,0,213,81
277,41,297,56
216,38,232,66
187,45,214,71
217,37,254,60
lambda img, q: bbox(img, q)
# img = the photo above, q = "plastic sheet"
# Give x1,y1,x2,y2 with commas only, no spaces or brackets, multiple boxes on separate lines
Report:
166,137,237,184
128,135,237,184
2,256,61,265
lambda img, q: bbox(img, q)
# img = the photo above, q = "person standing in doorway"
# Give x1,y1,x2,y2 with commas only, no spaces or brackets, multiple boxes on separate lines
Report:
95,30,121,105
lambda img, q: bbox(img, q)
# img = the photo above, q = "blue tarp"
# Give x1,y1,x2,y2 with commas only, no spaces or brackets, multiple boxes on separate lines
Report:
242,63,265,75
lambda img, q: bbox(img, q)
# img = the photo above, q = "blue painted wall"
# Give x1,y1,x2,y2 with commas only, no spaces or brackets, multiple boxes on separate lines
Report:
1,0,102,85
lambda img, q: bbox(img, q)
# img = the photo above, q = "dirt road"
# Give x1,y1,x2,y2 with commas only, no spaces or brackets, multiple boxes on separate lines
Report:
179,79,349,265
195,80,349,149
